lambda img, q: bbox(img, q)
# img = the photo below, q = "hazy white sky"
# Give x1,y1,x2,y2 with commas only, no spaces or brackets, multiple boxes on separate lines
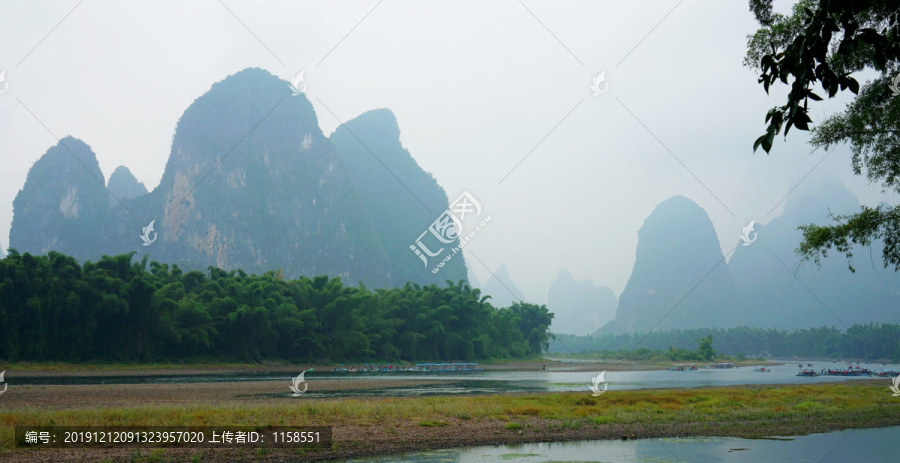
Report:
0,0,894,302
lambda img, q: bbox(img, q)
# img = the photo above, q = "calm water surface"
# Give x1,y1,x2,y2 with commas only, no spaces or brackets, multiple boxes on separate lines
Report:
337,426,899,463
9,361,898,398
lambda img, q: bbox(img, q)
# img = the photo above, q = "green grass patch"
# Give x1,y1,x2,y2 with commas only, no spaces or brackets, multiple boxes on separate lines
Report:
418,420,447,427
1,382,897,449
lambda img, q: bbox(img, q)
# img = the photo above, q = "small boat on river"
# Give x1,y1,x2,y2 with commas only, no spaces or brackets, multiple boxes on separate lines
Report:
668,365,698,371
706,362,737,369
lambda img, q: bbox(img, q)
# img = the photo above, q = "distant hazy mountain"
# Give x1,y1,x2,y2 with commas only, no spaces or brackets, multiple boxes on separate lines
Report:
330,108,467,287
9,68,469,288
107,166,147,205
615,196,742,333
546,268,617,335
729,178,900,329
467,268,481,289
482,263,524,308
10,137,110,260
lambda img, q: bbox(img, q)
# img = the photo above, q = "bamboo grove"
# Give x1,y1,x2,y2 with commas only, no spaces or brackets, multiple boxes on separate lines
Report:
0,250,553,362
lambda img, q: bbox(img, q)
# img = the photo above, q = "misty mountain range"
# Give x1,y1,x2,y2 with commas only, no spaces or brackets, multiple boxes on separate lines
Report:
478,180,900,335
9,68,467,288
727,178,900,330
481,264,618,336
7,68,899,333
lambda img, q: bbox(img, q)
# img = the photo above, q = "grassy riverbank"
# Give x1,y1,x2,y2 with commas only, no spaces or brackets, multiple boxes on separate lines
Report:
1,380,898,462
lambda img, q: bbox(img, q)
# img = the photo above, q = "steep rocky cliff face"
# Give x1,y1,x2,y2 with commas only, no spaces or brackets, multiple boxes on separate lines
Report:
615,196,741,333
142,68,390,284
10,68,466,288
10,137,111,260
330,108,468,287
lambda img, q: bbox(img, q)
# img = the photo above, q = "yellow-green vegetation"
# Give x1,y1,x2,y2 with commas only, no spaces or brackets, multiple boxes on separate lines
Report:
1,383,898,450
418,420,448,427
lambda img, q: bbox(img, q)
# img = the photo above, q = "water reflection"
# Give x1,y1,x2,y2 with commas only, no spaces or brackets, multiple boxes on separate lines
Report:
338,426,899,462
9,362,897,397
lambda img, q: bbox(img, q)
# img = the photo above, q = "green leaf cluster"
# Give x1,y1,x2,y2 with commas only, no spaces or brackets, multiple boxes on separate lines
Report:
746,0,900,270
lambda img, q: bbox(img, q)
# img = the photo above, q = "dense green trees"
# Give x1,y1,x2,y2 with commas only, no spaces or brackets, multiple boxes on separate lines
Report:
696,334,717,361
663,335,716,362
745,0,900,270
551,324,900,361
0,250,552,363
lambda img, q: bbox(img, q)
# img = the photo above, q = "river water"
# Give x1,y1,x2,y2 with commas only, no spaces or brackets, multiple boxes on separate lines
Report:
9,361,898,398
336,426,900,462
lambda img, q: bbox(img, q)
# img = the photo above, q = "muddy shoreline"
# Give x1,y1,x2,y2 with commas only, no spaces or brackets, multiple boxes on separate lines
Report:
1,359,781,378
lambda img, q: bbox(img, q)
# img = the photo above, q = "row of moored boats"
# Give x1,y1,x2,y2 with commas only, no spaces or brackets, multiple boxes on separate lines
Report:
668,363,736,371
331,362,485,373
796,366,899,377
666,362,899,377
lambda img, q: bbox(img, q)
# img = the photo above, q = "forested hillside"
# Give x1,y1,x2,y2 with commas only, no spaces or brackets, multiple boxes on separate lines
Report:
0,250,552,363
550,325,900,361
